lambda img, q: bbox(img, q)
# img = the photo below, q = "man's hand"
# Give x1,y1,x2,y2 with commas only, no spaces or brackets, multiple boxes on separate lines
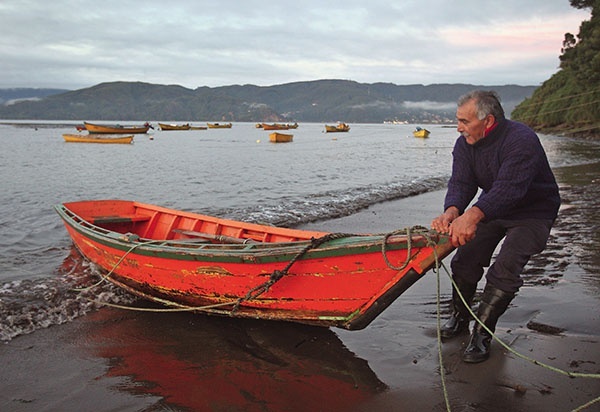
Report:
431,207,460,234
447,207,484,247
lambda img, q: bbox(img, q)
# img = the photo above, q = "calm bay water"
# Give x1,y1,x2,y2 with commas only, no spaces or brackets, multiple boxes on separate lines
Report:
0,121,599,341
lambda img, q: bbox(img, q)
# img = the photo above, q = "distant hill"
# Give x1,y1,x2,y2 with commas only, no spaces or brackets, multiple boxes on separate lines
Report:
0,80,536,123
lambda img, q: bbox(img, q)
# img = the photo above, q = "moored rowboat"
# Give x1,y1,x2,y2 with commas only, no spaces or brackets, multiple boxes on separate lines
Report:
84,121,150,134
269,132,293,143
262,123,290,130
55,200,453,330
325,123,350,133
413,127,430,138
62,134,134,144
158,123,191,131
207,122,233,129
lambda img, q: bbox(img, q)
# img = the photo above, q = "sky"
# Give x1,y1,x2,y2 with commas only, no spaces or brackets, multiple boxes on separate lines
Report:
0,0,591,91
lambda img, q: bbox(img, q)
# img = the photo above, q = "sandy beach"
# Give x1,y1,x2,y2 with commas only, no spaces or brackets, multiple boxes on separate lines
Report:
1,161,599,412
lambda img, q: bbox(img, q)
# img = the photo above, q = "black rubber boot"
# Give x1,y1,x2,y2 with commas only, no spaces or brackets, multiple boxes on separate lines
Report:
440,277,477,339
462,284,515,363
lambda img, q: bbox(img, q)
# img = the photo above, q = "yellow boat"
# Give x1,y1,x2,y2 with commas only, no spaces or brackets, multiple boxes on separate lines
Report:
325,123,350,133
269,132,293,143
83,122,150,134
62,134,134,144
158,123,191,131
413,127,430,138
207,122,233,129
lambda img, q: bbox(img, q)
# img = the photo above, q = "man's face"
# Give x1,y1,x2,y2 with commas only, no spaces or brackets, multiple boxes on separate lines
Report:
456,99,493,145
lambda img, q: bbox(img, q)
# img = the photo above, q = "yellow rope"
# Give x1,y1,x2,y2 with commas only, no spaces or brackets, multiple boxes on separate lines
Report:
436,260,600,412
83,297,235,312
445,263,600,379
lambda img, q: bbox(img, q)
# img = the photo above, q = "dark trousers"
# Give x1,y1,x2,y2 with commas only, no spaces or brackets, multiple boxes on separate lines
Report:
451,218,554,293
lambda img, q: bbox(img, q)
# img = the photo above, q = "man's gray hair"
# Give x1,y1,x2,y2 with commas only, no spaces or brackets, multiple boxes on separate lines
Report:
458,90,505,121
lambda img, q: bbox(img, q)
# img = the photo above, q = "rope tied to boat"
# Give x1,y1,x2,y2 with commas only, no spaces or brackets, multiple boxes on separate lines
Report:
231,226,438,313
381,225,432,271
230,232,357,313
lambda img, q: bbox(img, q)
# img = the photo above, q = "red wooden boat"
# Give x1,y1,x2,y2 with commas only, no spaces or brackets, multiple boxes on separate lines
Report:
55,200,453,330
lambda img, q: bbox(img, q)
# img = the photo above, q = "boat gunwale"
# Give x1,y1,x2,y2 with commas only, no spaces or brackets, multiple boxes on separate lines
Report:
55,203,438,263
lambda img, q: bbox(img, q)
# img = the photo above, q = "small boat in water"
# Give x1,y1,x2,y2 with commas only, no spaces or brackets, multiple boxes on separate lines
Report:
62,134,134,144
84,122,150,134
325,123,350,133
262,123,290,130
190,125,208,130
413,127,430,138
158,123,191,131
269,132,293,143
55,199,453,330
207,122,233,129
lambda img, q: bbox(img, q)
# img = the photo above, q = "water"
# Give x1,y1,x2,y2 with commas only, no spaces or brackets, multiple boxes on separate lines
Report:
1,121,599,341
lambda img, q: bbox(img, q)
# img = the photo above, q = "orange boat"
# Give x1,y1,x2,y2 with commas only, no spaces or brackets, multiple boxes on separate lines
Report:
62,134,134,144
84,121,150,134
269,132,293,143
262,123,290,130
325,123,350,133
55,199,453,330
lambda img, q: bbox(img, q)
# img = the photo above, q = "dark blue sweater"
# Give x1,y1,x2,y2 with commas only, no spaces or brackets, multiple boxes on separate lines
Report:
444,119,560,221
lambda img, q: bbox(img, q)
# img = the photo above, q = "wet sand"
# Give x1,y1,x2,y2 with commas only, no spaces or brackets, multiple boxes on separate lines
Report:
1,162,599,412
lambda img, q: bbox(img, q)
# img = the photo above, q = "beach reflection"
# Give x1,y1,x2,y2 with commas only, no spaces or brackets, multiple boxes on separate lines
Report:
84,307,386,411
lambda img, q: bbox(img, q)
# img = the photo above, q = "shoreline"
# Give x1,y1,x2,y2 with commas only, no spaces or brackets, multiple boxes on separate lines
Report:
1,163,599,411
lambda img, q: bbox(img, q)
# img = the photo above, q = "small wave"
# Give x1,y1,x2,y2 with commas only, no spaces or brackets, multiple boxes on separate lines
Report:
222,176,449,227
0,249,136,342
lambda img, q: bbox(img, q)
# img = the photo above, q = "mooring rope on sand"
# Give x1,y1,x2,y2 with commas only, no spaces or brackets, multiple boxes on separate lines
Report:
433,258,600,412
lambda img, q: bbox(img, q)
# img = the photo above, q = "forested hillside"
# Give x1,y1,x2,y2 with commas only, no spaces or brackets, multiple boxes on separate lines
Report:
0,81,535,124
512,0,599,138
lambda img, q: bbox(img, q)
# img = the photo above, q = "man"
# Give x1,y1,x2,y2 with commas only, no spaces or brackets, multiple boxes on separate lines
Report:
431,90,560,363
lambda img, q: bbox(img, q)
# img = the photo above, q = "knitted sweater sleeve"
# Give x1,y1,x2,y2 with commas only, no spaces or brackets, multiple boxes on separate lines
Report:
443,138,479,214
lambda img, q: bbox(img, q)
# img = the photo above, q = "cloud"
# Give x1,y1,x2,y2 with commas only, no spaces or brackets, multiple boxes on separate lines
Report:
0,0,591,89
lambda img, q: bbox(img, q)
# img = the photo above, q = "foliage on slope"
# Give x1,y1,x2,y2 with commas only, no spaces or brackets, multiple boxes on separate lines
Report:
512,0,600,138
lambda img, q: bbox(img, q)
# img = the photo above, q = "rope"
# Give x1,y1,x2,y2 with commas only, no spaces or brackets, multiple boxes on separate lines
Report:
230,232,357,313
381,228,413,270
72,236,166,292
231,225,435,313
436,260,600,412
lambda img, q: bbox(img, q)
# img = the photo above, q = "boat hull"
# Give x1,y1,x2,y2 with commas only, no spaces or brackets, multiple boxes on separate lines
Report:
55,200,453,329
159,123,191,131
269,132,293,143
262,123,289,130
325,124,350,133
413,129,430,138
62,134,134,144
84,122,149,134
207,123,233,129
